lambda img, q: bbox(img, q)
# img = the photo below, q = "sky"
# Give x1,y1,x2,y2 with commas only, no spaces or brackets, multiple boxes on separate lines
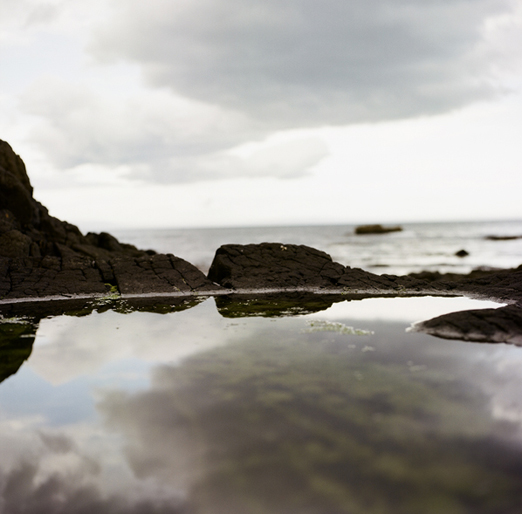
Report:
1,0,522,231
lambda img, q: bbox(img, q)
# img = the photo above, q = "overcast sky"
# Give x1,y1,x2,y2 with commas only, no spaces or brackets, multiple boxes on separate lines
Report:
1,0,521,230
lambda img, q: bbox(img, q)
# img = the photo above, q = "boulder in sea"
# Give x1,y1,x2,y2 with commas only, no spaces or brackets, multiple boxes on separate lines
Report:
485,235,522,241
355,224,402,235
207,242,418,293
0,139,220,299
455,249,469,258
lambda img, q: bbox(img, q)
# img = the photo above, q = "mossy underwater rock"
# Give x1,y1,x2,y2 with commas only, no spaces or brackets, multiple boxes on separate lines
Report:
0,140,218,299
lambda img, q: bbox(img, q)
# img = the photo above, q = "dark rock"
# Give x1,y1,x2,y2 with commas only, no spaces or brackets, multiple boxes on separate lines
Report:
208,242,414,293
0,163,35,225
0,140,219,299
2,138,522,346
485,235,522,241
411,304,522,345
208,243,343,289
455,249,469,258
355,224,402,235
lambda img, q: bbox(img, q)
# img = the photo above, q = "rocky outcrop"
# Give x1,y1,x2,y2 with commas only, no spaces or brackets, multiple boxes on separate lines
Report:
355,224,402,235
1,139,522,347
408,266,522,305
411,304,522,346
207,243,422,292
0,140,219,299
206,243,522,345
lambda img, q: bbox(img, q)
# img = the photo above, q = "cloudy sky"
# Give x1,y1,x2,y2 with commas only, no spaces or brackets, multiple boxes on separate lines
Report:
1,0,521,230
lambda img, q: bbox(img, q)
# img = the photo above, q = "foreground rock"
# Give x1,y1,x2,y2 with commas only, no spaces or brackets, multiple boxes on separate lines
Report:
411,304,522,345
207,243,425,292
0,140,219,299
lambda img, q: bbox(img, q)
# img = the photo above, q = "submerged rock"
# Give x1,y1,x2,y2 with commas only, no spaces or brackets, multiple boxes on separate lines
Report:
0,140,219,299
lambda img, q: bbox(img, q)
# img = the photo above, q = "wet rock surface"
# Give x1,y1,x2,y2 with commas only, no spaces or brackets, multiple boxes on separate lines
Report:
411,304,522,345
0,140,219,299
207,243,522,344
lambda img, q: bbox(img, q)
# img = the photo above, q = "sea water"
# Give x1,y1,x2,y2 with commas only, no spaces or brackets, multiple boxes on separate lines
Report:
1,295,522,513
113,219,522,275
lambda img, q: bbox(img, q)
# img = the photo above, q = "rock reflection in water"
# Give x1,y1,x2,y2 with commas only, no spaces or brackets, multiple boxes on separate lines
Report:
0,320,36,383
0,297,521,513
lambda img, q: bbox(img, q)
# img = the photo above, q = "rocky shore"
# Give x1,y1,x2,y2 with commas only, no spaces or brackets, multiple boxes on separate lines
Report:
0,140,219,299
1,139,522,346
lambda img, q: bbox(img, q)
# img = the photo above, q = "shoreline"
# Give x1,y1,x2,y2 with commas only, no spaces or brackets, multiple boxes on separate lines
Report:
1,138,521,345
0,285,506,307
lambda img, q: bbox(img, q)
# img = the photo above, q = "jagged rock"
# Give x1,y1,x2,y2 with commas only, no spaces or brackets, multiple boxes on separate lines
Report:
410,304,522,345
207,242,422,293
0,140,219,299
2,139,522,346
208,243,343,289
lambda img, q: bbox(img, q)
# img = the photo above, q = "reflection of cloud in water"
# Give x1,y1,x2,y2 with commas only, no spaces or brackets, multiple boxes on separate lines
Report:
0,419,186,514
307,296,504,323
28,299,239,385
97,324,522,513
3,299,522,512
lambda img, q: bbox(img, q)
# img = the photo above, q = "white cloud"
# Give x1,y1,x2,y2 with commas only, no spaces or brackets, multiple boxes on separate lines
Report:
90,0,516,126
29,300,236,385
2,0,522,226
18,77,327,183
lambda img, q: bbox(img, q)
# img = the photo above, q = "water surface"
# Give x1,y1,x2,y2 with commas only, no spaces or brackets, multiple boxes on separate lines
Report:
1,296,521,513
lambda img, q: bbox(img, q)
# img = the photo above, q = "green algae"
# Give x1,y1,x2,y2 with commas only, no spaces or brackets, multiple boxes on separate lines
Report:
305,319,374,335
215,292,347,318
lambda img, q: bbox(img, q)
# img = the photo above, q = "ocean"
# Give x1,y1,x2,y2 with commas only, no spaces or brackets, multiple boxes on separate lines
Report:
113,219,522,275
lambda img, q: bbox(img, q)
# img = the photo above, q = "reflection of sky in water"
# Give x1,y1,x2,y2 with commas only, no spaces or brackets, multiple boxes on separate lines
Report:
1,296,521,513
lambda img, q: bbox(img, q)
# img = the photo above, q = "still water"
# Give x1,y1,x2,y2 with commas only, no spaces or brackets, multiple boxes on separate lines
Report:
1,295,521,513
